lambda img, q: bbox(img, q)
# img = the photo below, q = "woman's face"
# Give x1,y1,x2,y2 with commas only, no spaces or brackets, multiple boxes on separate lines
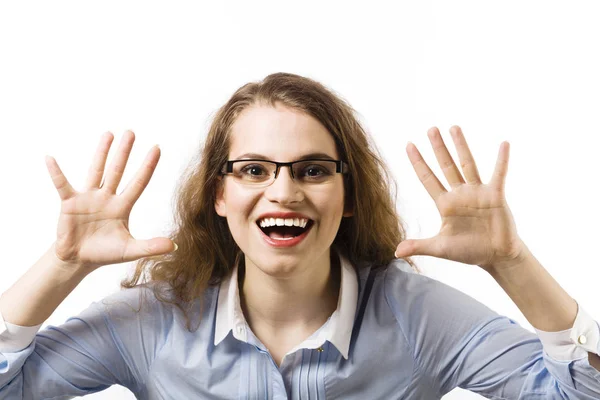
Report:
215,103,352,278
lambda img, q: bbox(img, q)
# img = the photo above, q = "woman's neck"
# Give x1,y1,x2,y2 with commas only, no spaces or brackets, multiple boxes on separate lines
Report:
240,249,341,338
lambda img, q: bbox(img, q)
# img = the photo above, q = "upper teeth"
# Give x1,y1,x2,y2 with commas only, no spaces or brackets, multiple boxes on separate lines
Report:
259,217,309,228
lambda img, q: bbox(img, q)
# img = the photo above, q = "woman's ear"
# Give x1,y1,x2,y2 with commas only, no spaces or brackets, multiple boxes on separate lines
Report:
343,203,354,217
342,194,354,217
215,176,227,217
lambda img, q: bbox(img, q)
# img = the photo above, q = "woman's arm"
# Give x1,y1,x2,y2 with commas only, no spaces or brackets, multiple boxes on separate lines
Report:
0,285,162,398
0,243,88,329
488,243,600,370
0,131,174,397
393,125,600,396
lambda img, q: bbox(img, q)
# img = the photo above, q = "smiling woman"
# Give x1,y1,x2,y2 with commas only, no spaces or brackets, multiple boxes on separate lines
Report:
1,73,600,399
121,73,416,328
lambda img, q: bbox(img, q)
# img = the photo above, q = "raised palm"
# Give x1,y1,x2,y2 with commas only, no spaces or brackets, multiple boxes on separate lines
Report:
394,126,524,272
46,131,175,270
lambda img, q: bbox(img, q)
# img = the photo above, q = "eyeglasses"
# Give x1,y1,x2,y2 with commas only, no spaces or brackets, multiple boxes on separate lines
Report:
220,159,349,188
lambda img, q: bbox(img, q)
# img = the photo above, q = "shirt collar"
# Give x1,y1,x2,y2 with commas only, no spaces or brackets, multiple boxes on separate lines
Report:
214,250,358,359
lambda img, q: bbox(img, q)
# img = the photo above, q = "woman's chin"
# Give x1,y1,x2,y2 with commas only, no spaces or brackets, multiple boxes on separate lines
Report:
244,254,308,279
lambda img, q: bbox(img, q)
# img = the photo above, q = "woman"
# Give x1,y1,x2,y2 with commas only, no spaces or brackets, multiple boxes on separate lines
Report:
1,72,599,399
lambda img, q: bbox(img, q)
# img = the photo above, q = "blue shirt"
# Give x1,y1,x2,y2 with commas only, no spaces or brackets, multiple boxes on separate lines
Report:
2,252,600,399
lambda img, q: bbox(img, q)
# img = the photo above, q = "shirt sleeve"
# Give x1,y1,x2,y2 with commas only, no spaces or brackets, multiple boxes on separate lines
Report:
0,285,170,399
0,313,42,353
384,261,600,399
534,302,600,362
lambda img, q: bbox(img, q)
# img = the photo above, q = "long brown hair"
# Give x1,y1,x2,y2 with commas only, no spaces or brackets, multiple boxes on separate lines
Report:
121,72,419,330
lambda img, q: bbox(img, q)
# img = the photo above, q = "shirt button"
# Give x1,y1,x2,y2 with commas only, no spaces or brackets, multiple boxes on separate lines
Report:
578,334,588,345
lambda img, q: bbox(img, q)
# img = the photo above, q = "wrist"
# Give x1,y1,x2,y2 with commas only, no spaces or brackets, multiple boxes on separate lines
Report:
481,238,530,274
48,243,92,281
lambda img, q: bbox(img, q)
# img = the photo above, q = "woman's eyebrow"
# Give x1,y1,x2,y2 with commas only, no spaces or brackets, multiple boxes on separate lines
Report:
234,152,336,161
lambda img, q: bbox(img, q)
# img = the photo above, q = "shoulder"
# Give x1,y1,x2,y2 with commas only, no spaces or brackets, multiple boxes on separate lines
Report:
364,259,508,374
96,282,218,329
372,259,499,328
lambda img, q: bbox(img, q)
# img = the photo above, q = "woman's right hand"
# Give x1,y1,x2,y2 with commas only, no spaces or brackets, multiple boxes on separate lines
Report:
45,130,176,271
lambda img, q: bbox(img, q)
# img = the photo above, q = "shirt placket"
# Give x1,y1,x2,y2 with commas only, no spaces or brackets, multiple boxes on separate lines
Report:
241,332,327,399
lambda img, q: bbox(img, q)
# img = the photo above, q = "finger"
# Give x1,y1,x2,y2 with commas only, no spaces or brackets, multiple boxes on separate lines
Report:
406,142,447,201
45,155,76,201
395,237,443,258
427,127,465,188
121,145,161,207
84,132,114,190
490,141,510,191
102,130,136,194
449,126,482,185
123,237,177,262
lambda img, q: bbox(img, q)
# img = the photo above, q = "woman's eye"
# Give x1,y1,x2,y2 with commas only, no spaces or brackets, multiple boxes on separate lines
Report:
302,166,327,177
241,165,266,175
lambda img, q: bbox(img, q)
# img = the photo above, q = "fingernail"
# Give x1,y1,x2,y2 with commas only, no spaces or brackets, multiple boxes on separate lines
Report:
172,242,178,252
394,251,399,258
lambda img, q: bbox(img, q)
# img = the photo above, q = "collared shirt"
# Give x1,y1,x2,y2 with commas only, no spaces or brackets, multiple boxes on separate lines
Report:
1,253,600,399
213,254,357,362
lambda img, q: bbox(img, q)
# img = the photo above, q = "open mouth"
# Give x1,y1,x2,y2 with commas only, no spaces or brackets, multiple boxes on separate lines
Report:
256,220,314,239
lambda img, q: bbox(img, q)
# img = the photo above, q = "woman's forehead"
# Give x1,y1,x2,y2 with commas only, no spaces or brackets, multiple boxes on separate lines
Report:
229,104,339,160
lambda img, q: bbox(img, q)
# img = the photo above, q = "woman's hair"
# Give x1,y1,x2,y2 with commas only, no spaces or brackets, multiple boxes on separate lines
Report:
121,72,419,330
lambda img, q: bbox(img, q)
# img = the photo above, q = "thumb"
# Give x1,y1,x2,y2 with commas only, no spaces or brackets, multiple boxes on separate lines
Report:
394,237,440,258
125,237,178,261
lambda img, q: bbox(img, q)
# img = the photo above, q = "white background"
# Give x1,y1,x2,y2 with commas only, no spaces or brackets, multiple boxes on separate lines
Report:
1,1,599,399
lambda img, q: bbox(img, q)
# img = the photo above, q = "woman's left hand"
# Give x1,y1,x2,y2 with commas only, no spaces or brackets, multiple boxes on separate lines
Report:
394,126,526,273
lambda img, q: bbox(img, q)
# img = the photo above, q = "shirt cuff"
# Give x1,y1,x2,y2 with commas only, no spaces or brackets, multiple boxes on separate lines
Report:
0,309,42,353
534,301,600,362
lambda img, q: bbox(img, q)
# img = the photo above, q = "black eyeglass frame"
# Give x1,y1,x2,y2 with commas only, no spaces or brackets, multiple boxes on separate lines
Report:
220,158,350,180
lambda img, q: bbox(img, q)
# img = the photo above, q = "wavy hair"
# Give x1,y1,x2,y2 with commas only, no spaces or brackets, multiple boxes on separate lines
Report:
121,72,419,330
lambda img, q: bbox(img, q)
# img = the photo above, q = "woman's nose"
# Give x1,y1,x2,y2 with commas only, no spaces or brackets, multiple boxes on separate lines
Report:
264,166,304,204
